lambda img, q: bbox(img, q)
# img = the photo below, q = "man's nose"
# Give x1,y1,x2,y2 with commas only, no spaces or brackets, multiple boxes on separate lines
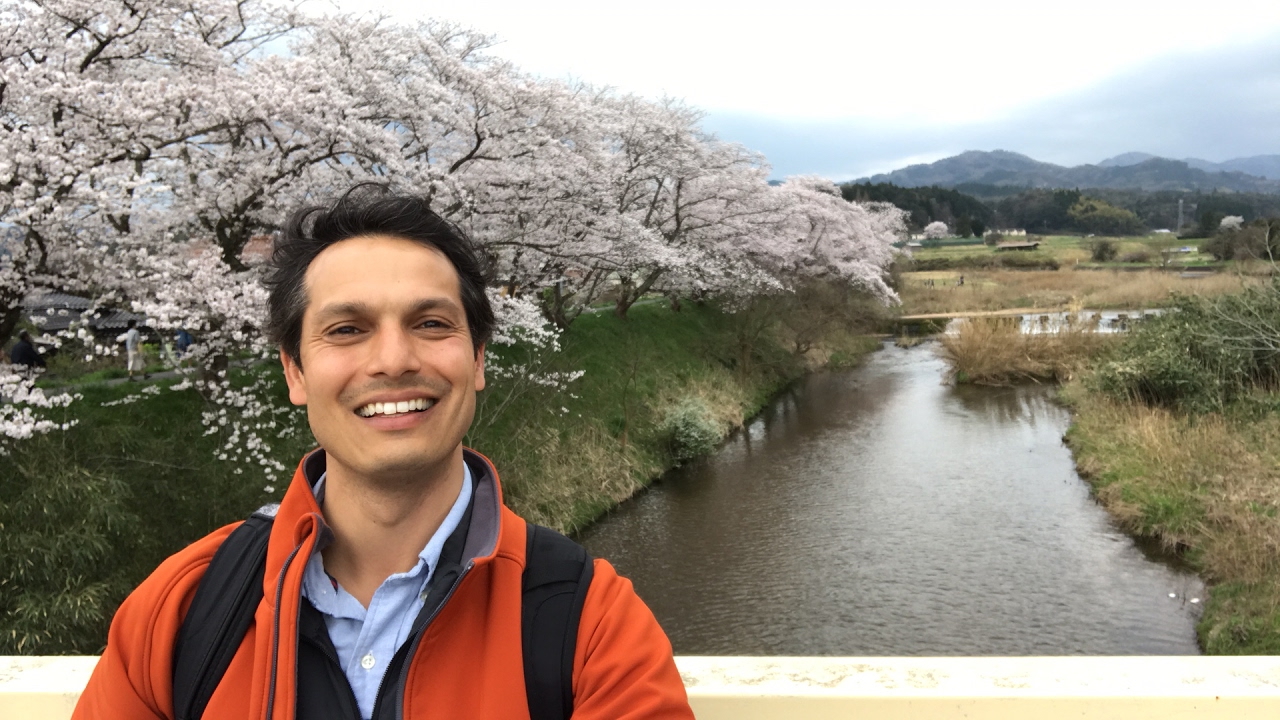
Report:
366,325,422,376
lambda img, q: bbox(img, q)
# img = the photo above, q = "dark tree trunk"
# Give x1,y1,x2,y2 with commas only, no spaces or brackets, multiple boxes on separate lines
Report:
0,303,22,351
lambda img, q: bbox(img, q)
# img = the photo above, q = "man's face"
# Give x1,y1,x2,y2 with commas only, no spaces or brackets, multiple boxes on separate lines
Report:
281,234,485,486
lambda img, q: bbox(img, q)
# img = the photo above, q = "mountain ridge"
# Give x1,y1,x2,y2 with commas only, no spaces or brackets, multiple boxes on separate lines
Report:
1098,152,1280,179
860,150,1280,193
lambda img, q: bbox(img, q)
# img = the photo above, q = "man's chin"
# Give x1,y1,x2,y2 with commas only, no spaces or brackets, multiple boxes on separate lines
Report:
353,453,456,490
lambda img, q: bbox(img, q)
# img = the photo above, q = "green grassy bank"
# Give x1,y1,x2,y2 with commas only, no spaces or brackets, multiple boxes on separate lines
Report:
1,297,881,654
1062,386,1280,654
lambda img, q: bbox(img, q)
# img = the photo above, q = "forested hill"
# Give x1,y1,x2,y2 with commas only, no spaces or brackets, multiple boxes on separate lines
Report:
841,183,994,232
859,150,1280,194
842,182,1280,236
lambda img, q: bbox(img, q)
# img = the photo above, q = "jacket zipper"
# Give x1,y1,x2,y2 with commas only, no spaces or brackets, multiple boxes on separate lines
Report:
367,560,475,720
264,542,305,720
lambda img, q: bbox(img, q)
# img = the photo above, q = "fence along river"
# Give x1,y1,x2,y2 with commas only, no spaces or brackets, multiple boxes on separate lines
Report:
578,342,1203,656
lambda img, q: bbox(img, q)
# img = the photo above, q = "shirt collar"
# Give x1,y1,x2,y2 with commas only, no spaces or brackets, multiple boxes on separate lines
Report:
308,462,473,580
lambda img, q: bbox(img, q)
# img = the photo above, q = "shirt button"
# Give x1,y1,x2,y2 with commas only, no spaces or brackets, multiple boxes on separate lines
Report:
361,652,375,670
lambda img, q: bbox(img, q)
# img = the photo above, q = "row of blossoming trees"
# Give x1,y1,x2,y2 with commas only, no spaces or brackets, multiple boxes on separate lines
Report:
1,0,906,477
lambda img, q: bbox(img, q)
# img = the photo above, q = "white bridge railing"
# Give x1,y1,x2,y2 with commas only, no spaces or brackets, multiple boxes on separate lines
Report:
5,655,1280,718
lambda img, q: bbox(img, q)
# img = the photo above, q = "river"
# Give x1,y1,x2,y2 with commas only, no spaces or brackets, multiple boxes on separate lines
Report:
578,342,1204,656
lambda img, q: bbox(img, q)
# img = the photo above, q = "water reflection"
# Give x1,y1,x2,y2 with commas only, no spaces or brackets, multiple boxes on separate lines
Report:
579,342,1203,656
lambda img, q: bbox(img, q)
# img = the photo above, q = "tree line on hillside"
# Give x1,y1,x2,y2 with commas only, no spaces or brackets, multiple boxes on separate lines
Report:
841,183,994,236
850,182,1280,237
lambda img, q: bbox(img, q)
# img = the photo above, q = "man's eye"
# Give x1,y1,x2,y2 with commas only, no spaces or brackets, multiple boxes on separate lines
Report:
330,326,360,336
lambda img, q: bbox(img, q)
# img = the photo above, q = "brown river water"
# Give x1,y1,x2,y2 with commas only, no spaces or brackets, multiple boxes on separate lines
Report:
578,342,1204,656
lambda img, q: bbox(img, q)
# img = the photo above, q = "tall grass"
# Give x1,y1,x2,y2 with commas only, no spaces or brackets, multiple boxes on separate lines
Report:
937,316,1114,385
1063,385,1280,653
1,373,313,654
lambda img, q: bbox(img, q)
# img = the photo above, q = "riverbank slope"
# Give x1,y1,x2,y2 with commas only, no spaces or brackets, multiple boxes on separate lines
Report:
470,301,881,532
1062,385,1280,654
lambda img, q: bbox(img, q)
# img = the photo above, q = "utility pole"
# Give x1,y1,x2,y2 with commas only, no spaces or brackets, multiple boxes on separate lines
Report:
1177,198,1184,234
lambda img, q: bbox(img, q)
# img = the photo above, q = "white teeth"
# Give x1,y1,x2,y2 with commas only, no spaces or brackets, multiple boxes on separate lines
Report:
357,398,435,417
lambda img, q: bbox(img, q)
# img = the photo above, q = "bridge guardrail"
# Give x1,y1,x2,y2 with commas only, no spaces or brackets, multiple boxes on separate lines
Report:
4,655,1280,719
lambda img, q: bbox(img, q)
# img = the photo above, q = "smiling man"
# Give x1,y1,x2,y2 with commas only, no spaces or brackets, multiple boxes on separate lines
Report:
74,187,694,720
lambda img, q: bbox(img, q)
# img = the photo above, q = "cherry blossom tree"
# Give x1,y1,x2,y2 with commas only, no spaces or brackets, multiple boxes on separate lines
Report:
765,177,904,300
2,0,905,478
924,220,950,239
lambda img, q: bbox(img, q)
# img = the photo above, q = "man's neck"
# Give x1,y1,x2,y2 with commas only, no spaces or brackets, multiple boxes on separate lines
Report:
318,450,466,608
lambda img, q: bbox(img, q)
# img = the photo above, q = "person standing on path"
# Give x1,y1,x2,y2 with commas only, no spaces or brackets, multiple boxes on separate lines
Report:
73,186,693,720
121,319,146,380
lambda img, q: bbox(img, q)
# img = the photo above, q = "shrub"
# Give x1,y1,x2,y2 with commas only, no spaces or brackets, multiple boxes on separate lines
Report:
661,397,721,463
984,232,1003,246
1119,249,1152,263
1090,281,1280,410
1201,221,1278,262
998,252,1061,270
1090,238,1119,262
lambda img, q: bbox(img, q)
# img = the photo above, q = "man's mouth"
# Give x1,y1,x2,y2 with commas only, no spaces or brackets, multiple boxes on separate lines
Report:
355,398,435,418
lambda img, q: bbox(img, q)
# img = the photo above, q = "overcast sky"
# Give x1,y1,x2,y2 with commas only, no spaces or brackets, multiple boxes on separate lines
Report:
355,0,1280,179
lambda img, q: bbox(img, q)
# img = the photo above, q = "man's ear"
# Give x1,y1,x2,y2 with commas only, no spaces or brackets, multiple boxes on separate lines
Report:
280,348,308,406
474,343,486,392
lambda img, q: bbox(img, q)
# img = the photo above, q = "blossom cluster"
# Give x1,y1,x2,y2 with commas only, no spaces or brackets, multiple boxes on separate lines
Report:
0,365,77,449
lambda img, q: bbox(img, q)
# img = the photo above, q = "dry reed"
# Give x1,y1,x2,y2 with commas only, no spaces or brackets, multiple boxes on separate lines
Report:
901,268,1258,316
937,315,1113,385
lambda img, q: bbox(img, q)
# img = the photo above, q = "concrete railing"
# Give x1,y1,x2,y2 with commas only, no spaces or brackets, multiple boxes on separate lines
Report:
5,655,1280,718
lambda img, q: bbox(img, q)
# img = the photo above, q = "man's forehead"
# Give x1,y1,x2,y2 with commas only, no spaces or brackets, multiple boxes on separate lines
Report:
307,233,453,272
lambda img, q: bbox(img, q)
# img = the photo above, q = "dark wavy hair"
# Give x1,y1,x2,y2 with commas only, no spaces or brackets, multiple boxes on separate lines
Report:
264,184,494,366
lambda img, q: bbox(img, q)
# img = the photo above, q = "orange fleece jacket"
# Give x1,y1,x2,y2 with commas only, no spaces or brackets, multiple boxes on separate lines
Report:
73,451,694,720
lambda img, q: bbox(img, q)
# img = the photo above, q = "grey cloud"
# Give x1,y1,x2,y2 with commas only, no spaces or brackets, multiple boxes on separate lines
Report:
702,34,1280,180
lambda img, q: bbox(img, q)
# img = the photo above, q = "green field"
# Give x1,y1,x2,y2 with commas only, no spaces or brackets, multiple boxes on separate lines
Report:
909,234,1222,269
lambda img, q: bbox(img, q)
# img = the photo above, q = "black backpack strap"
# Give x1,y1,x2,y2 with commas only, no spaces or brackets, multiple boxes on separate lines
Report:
522,522,595,720
172,504,278,720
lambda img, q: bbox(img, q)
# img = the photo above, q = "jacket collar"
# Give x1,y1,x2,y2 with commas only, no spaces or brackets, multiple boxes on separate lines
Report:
273,446,505,571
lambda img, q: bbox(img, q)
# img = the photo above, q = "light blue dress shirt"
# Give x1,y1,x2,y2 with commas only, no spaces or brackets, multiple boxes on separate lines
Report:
301,465,472,720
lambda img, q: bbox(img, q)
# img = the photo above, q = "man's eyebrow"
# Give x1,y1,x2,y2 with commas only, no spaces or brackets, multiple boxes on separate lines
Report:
312,301,373,324
408,297,464,315
311,297,464,324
